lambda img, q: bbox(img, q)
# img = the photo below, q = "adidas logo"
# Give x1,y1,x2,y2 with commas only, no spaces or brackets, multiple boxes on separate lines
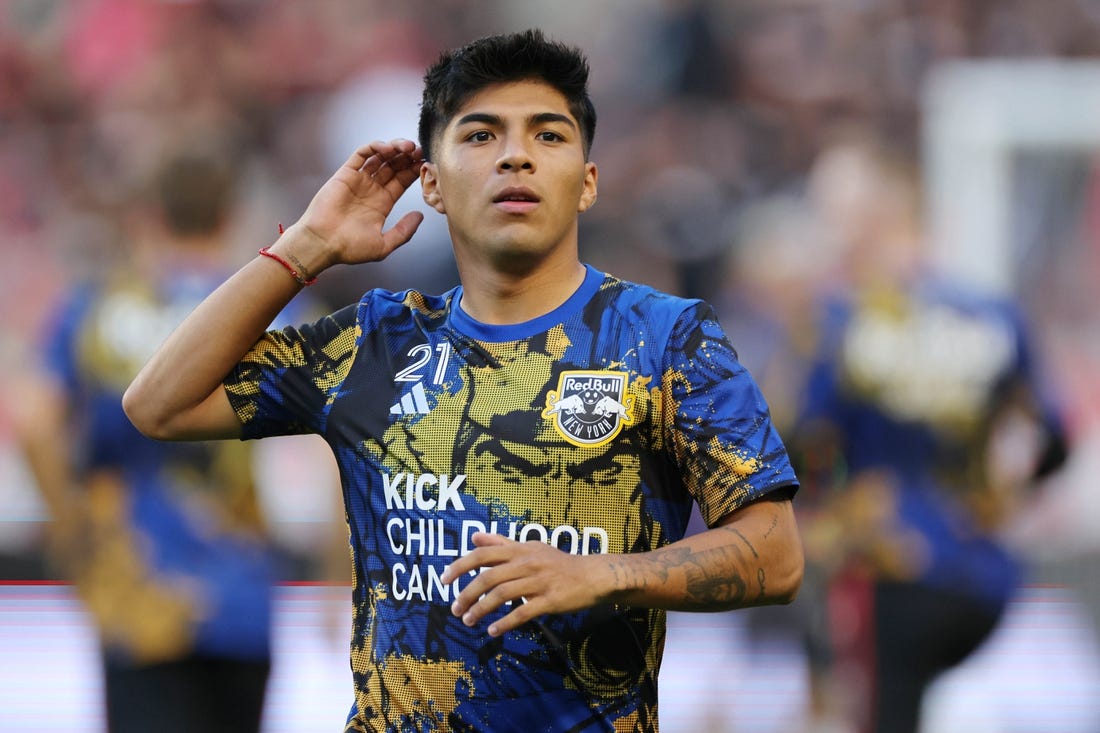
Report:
389,382,432,416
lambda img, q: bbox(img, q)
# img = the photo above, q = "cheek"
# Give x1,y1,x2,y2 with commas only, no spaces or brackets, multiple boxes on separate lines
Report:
438,169,476,209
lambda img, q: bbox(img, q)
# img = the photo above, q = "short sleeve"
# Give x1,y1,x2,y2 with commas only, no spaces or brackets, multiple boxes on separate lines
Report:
660,303,798,527
224,302,360,439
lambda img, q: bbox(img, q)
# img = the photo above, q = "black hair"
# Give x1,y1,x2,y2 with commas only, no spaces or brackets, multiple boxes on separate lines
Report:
418,29,597,162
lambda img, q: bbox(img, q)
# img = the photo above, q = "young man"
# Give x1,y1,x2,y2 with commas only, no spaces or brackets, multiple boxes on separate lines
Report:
18,143,276,733
124,30,803,732
793,135,1068,733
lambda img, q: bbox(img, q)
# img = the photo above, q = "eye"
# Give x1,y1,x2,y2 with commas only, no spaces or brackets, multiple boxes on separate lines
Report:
466,130,493,143
537,130,565,142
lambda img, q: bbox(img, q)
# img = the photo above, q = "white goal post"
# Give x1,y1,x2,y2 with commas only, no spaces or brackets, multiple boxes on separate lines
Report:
922,60,1100,295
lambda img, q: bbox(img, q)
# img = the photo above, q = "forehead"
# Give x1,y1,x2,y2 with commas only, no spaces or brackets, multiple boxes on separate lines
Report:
447,79,575,126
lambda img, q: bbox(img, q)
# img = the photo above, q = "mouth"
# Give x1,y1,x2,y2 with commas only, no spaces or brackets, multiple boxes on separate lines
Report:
493,187,540,212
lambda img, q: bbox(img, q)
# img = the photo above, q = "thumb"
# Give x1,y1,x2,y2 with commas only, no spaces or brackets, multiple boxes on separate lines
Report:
381,210,425,252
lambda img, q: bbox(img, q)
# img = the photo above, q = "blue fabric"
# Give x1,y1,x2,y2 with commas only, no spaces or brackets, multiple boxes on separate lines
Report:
42,270,277,662
799,279,1061,608
227,266,797,731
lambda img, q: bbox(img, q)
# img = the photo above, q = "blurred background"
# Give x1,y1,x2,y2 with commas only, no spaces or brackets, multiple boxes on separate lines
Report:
2,0,1100,731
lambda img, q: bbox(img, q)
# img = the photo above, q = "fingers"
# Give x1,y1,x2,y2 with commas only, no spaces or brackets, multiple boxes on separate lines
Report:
344,141,425,217
451,565,547,638
347,139,424,182
441,540,525,622
450,560,528,619
438,533,605,638
344,139,419,172
373,147,424,188
380,210,425,251
470,531,510,548
438,532,512,586
441,536,590,637
484,596,542,638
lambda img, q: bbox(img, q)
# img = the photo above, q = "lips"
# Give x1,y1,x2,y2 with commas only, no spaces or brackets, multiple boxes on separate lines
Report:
492,187,540,204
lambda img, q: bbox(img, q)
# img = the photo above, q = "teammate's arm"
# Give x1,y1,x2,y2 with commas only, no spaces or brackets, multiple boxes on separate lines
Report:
441,490,803,637
123,140,425,441
11,371,77,525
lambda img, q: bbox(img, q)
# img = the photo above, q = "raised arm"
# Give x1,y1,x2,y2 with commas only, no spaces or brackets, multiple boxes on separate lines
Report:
123,139,426,441
440,491,803,637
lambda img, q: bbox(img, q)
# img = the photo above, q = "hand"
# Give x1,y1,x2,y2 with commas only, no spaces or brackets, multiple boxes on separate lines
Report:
292,139,426,268
825,470,927,580
440,532,609,637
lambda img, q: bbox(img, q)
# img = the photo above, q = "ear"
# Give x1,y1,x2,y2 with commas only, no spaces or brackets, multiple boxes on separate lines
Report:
577,161,598,213
420,162,446,214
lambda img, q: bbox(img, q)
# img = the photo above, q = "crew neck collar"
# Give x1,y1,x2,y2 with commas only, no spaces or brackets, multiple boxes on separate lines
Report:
449,264,604,342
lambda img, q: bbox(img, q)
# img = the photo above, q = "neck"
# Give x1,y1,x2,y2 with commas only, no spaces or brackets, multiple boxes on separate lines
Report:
457,258,587,325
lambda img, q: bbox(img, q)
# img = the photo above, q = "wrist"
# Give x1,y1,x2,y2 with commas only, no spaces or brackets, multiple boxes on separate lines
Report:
267,223,338,280
593,553,638,605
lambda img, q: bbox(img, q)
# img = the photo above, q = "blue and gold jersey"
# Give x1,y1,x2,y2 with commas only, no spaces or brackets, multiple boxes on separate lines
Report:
800,280,1064,607
225,265,797,732
44,273,275,665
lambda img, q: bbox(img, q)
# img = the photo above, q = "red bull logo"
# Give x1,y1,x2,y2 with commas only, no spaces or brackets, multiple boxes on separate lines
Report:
542,370,635,446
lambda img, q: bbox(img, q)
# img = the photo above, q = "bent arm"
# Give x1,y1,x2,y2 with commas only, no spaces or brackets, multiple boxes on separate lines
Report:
122,251,305,441
123,139,425,441
605,491,803,611
443,491,803,636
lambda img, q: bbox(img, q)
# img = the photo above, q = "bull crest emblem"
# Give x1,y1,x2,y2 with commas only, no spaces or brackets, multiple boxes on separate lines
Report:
542,370,635,447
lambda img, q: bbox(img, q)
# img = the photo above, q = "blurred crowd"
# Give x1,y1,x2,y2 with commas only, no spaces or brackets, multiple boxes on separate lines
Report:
3,0,1100,731
3,0,1100,330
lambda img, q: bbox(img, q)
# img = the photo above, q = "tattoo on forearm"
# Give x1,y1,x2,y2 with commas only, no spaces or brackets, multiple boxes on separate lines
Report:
682,543,748,608
617,527,777,609
729,527,759,559
762,512,779,540
646,548,686,587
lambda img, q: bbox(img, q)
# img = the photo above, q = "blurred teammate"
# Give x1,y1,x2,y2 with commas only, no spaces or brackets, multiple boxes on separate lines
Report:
793,134,1069,733
14,143,277,733
123,30,804,731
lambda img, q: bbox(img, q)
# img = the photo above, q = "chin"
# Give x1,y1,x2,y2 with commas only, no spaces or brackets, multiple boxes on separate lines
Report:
487,247,549,275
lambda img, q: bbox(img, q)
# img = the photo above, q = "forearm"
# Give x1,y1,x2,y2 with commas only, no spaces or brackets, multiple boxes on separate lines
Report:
441,493,803,636
123,226,326,440
123,138,425,441
603,494,803,612
12,375,75,523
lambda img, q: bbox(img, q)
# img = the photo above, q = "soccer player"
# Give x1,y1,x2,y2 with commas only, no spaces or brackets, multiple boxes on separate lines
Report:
123,29,804,732
793,134,1069,733
16,142,276,733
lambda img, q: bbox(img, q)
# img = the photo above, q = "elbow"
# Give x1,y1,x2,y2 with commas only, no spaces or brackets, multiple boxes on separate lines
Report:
121,382,170,441
770,497,806,605
759,529,805,607
122,381,239,442
772,545,805,605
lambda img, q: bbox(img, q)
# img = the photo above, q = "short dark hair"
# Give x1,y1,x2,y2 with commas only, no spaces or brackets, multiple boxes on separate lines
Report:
418,29,597,162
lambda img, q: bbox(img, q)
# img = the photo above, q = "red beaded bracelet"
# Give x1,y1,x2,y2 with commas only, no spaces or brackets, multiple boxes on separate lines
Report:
258,246,318,286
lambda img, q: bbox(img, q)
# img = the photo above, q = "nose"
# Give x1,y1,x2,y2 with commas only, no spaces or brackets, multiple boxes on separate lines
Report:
496,138,534,172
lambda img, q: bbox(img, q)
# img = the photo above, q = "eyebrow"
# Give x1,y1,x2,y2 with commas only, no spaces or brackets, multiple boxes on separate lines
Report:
455,111,577,130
